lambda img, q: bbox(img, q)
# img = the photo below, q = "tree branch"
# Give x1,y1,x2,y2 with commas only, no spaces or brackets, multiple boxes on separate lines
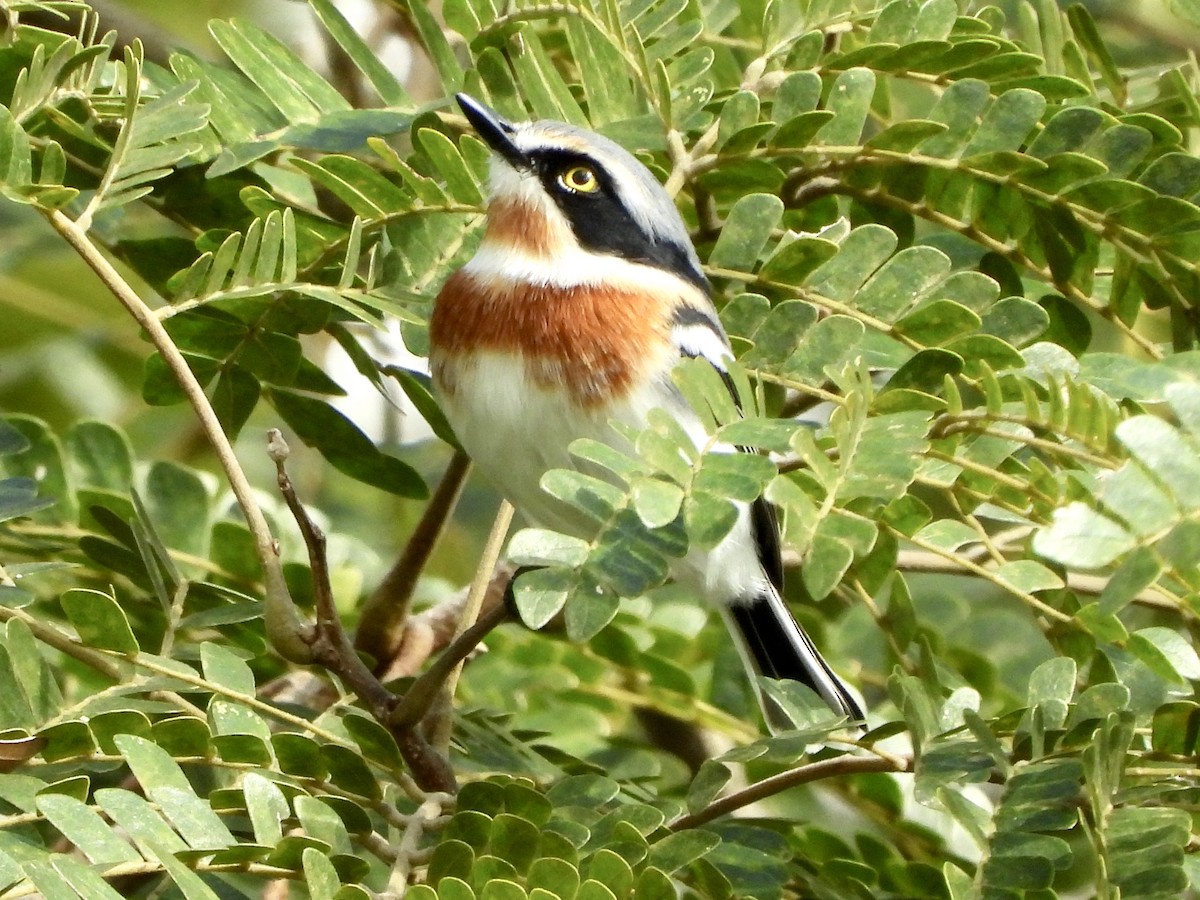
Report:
356,449,471,666
43,209,313,663
428,500,513,751
269,431,456,793
390,596,512,729
670,754,913,830
380,564,516,680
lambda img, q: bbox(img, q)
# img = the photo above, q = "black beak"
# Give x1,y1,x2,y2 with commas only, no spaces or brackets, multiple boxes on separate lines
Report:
456,93,527,170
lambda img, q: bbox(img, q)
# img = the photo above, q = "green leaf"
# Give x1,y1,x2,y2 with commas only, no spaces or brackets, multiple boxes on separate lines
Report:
429,844,476,887
993,560,1063,594
47,857,129,900
895,299,981,345
267,388,427,497
692,454,771,507
1152,702,1200,754
78,57,208,220
508,529,591,569
211,366,261,439
94,789,187,855
385,367,461,449
508,25,587,125
308,0,411,107
66,420,133,492
801,529,855,599
511,567,572,630
210,18,347,122
1116,415,1200,509
201,643,256,695
36,794,141,865
815,68,876,146
60,588,139,654
490,814,540,874
303,846,342,900
576,879,619,900
341,713,403,770
274,733,329,779
144,461,210,558
564,587,621,642
321,745,381,800
1033,503,1134,569
152,718,212,758
541,469,624,524
567,18,638,126
528,857,580,898
854,246,951,322
807,226,898,302
113,735,235,849
964,89,1046,156
708,194,783,272
631,477,685,529
1098,549,1163,614
417,127,486,205
38,720,95,763
648,830,721,872
1,416,71,522
1128,627,1200,683
1027,656,1075,729
784,316,866,385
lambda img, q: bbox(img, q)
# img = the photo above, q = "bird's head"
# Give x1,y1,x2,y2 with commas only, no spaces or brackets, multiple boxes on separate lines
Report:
455,93,708,293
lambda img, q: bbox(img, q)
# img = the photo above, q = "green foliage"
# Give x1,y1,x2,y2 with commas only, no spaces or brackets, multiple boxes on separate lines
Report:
1,0,1200,898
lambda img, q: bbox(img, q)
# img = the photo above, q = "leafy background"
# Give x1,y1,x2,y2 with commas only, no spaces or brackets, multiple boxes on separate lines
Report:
1,0,1200,897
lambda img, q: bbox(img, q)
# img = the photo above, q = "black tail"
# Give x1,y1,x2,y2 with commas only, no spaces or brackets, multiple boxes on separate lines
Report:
727,585,864,724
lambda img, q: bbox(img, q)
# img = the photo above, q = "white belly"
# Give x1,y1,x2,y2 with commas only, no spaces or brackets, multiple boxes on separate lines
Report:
437,351,768,604
438,353,644,532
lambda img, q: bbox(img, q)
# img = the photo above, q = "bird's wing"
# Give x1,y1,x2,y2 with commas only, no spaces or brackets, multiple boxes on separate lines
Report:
668,302,785,591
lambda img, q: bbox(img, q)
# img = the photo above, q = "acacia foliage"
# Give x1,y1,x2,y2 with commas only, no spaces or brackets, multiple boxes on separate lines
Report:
0,0,1199,897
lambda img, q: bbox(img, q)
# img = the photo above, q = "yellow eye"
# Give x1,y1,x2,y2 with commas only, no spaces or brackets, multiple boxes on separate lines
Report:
557,165,600,193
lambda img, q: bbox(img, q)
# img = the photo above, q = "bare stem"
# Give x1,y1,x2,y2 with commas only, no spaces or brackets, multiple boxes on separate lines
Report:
428,500,514,751
670,754,912,830
391,598,512,729
269,431,456,793
44,210,312,662
357,449,472,666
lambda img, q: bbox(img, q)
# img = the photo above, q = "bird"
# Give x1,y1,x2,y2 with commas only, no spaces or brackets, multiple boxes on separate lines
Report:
428,93,864,727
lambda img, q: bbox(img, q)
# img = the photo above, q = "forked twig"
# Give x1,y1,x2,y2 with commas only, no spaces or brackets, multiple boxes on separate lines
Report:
269,429,456,792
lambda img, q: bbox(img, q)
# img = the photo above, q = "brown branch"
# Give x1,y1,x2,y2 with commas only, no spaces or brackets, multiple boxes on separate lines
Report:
670,754,912,830
381,564,515,680
269,430,456,793
356,450,471,666
390,599,512,729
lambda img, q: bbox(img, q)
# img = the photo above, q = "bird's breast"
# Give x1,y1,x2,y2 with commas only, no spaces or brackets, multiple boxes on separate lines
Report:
429,269,673,408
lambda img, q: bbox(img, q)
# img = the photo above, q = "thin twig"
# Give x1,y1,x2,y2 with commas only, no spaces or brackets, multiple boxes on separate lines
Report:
803,548,1184,617
268,430,456,793
0,599,126,680
270,432,375,694
387,795,452,892
390,599,512,729
357,449,472,666
382,564,515,680
43,210,312,662
892,526,1073,625
670,754,912,830
429,500,514,752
